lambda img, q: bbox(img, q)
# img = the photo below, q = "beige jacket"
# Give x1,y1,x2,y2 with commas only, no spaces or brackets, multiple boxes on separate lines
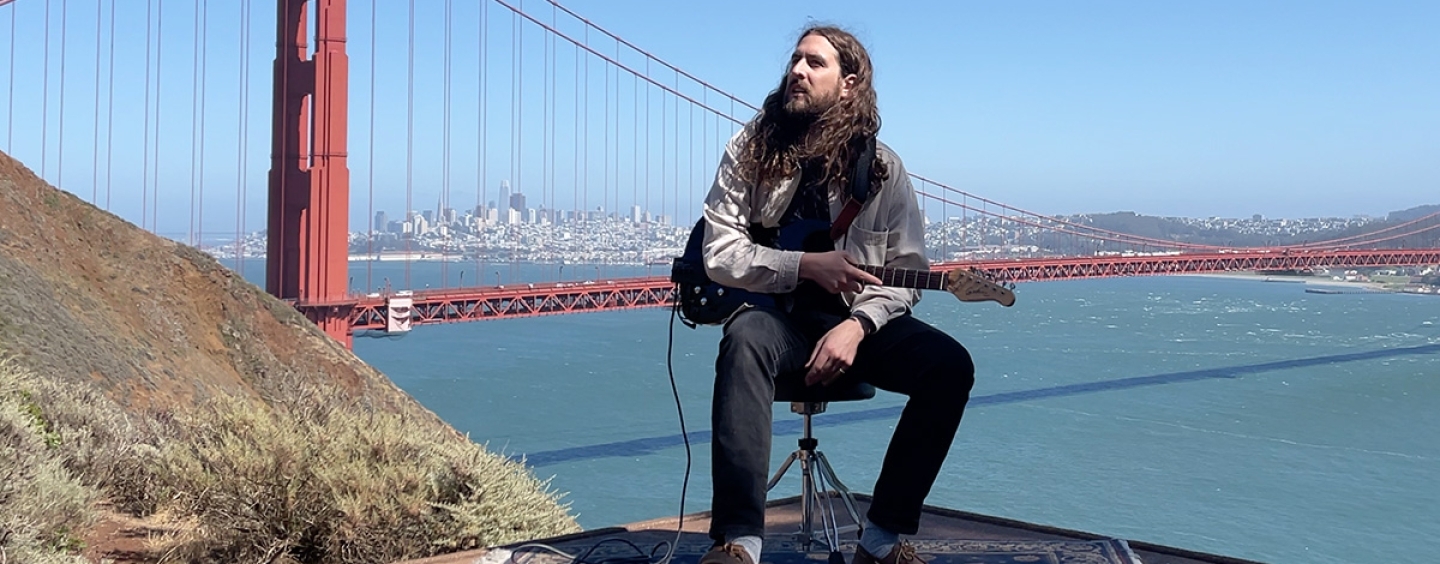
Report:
701,128,928,331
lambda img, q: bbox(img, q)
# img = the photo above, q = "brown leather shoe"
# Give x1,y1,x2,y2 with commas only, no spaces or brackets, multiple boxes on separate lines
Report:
852,541,926,564
699,543,756,564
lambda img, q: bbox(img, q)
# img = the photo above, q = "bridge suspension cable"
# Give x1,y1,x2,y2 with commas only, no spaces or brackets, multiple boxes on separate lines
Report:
1288,211,1440,249
529,0,1440,260
1,0,1434,319
519,0,1237,255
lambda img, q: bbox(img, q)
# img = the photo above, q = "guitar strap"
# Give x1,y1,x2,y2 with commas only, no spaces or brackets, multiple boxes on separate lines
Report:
828,135,877,241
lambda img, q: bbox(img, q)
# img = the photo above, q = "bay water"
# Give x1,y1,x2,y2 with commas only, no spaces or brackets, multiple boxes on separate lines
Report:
230,259,1439,563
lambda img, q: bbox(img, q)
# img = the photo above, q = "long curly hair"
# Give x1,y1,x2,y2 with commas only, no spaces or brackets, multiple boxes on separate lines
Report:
735,26,889,195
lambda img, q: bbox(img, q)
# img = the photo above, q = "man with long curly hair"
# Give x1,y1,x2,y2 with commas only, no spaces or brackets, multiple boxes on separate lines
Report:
699,25,976,564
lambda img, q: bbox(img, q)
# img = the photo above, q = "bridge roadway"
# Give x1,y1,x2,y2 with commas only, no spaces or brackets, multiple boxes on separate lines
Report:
300,248,1440,333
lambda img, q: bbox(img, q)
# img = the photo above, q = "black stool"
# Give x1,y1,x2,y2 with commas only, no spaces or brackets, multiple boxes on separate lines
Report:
766,375,874,550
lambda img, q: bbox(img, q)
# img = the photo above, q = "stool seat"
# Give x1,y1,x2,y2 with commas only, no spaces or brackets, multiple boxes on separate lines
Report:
773,374,875,404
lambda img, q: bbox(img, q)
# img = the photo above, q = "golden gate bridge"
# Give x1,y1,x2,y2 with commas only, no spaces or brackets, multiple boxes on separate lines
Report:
3,0,1437,347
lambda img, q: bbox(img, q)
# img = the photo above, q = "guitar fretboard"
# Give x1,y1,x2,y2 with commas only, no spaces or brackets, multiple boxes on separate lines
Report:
858,265,946,291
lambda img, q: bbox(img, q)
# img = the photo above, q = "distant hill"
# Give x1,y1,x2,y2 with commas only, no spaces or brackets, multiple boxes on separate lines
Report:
1065,211,1206,242
1059,207,1439,248
1388,204,1440,223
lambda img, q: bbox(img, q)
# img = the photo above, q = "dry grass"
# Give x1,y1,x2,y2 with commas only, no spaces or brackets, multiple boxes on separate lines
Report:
0,359,579,564
153,380,579,563
0,359,93,564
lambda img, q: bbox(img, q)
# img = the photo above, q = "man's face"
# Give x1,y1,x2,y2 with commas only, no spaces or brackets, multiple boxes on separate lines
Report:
783,34,853,117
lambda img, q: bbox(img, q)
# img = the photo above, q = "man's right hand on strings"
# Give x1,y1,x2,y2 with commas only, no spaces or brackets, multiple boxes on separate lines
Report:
799,250,883,294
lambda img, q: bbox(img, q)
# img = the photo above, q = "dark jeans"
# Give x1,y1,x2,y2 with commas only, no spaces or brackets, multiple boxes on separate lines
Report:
709,306,975,542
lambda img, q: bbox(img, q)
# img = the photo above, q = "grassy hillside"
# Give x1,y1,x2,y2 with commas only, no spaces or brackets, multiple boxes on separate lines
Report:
0,150,579,563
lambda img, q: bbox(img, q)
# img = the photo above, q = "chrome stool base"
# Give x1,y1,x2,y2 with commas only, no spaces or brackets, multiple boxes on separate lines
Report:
766,401,865,551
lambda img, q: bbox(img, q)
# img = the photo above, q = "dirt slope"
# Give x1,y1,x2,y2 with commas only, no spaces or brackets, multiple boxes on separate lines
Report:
0,150,433,419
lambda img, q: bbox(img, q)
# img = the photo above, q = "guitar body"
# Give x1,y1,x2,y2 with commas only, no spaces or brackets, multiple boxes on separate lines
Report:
670,218,1013,327
670,233,771,327
756,219,851,315
671,219,871,325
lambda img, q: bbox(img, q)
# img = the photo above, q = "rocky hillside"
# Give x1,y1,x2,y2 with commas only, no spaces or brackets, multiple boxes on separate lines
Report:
0,150,578,563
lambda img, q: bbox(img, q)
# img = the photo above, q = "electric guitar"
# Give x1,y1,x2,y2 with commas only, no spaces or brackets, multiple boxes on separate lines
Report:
671,218,1015,326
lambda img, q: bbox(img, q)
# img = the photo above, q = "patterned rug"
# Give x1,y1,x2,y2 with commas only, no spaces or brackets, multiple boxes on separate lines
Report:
514,537,1143,564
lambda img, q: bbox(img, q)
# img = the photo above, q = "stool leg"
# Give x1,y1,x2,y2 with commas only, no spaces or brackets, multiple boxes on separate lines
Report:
766,451,799,492
766,411,863,551
810,456,841,550
813,450,865,537
799,450,815,548
766,443,828,549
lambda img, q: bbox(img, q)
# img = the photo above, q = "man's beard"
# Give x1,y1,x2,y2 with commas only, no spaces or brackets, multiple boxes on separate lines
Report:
769,107,818,148
758,84,840,159
782,89,838,118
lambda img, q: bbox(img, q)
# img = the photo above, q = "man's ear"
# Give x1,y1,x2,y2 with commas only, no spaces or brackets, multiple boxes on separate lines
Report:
840,74,858,98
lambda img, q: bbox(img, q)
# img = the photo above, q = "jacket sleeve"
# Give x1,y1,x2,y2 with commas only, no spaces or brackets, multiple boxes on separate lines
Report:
701,132,804,294
848,151,926,331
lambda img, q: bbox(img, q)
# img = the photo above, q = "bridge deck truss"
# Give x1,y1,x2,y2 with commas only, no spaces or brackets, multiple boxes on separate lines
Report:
303,249,1440,332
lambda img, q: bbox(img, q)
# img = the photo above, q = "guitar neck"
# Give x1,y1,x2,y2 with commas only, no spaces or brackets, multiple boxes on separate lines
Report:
858,265,946,291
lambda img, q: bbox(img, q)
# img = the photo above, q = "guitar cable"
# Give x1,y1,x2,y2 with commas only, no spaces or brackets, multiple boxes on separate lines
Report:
496,291,693,564
656,287,694,564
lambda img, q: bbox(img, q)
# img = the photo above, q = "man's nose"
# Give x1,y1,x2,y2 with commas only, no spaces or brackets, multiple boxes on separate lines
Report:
789,60,806,80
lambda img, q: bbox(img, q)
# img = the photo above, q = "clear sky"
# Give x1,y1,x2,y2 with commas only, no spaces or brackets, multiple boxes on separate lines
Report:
1,0,1436,236
567,0,1438,220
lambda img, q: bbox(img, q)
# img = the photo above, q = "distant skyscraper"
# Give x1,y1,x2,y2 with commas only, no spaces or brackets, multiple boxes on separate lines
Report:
373,211,388,232
510,192,526,213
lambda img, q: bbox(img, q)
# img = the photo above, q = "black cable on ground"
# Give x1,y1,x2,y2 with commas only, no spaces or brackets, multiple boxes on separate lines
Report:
506,289,694,564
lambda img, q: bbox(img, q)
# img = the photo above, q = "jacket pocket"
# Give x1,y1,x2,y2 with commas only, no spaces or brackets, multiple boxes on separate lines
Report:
848,226,889,266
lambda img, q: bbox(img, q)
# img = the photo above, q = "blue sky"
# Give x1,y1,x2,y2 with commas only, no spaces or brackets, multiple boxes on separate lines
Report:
2,0,1436,236
571,0,1438,219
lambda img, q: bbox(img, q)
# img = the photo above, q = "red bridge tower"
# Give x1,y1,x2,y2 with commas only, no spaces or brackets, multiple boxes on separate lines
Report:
267,0,352,346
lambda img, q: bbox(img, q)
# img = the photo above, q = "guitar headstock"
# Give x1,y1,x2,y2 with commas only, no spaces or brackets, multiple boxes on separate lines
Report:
944,268,1016,307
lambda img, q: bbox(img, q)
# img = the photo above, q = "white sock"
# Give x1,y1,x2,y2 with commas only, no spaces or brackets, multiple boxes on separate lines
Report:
729,535,762,564
858,519,898,558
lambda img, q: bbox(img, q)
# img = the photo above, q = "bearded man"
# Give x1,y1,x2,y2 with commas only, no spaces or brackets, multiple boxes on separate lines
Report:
698,25,976,564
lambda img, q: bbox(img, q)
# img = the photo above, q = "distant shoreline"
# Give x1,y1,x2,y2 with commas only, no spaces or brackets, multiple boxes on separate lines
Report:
221,254,660,266
347,253,467,262
1183,271,1389,290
